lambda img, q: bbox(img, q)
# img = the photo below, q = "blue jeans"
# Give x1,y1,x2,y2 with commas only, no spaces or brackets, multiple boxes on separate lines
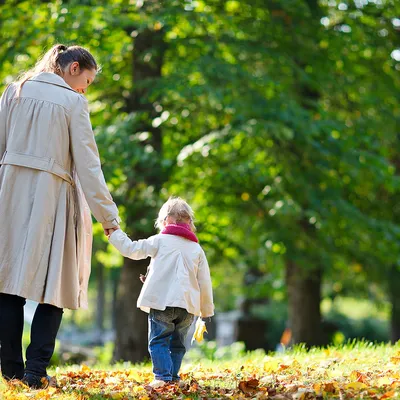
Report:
148,307,194,382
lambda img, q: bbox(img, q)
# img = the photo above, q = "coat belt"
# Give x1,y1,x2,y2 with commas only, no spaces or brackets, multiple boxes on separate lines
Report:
0,151,74,186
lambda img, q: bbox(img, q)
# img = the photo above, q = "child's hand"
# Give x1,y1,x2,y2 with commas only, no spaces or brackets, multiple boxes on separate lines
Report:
105,227,119,238
192,318,207,344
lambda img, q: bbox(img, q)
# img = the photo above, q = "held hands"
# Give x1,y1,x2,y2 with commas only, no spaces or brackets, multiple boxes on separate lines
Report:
104,226,120,238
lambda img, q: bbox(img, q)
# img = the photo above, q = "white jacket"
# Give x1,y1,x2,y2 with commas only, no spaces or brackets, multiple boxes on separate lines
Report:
109,229,214,317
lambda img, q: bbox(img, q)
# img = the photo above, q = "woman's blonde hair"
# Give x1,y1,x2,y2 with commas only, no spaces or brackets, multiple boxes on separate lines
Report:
155,197,196,232
16,44,98,96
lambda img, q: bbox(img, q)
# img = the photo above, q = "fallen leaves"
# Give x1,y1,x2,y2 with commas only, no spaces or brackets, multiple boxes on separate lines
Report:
322,382,338,393
381,390,397,399
390,357,400,365
264,359,280,373
345,381,368,390
349,370,370,384
238,378,260,396
2,345,400,399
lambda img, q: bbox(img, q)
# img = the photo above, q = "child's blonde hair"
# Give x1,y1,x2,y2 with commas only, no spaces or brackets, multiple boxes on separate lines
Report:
155,197,196,232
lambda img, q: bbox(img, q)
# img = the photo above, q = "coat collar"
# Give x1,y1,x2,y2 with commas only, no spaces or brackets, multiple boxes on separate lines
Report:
29,72,76,92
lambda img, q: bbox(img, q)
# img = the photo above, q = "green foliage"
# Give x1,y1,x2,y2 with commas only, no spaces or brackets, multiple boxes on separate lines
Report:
186,341,248,362
326,311,390,344
1,0,400,343
93,342,115,366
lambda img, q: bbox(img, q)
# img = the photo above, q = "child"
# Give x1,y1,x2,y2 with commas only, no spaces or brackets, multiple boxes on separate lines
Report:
108,197,214,388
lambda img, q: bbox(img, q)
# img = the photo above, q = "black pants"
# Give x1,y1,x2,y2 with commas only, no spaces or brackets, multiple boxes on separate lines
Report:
0,293,63,380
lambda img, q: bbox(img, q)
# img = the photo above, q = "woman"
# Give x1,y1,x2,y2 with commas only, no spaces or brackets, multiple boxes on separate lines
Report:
0,44,120,388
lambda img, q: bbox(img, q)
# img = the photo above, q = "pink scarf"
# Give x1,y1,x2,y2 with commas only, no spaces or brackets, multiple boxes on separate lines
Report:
162,223,198,243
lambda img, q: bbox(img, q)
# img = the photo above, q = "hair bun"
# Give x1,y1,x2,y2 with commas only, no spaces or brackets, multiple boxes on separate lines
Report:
55,44,68,53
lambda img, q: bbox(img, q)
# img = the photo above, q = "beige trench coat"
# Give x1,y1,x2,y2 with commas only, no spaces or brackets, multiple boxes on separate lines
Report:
0,72,120,310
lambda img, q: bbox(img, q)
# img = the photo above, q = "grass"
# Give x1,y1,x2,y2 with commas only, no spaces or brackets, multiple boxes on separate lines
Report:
2,340,400,399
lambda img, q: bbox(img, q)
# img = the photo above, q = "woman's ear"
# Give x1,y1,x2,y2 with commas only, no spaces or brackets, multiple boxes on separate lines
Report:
69,61,80,75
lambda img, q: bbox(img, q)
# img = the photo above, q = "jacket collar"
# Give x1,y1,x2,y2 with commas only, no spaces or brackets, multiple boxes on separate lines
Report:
29,72,76,92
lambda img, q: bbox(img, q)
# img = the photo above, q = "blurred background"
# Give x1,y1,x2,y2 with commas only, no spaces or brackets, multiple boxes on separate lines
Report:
1,0,400,366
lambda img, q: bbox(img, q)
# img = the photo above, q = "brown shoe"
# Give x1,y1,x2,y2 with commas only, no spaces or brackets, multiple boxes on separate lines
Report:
48,376,57,388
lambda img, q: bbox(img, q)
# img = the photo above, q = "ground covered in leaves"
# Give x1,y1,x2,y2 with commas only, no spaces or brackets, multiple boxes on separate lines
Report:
2,342,400,399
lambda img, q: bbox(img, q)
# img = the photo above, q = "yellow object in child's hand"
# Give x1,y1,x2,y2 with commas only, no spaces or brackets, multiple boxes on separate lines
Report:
192,318,207,344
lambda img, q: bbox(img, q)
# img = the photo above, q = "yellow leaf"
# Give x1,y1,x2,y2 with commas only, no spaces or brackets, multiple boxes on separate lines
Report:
5,394,27,400
47,387,58,397
191,318,207,343
33,389,51,399
390,357,400,364
381,390,397,399
110,392,125,400
133,386,146,393
80,364,91,373
128,370,142,382
291,359,301,368
132,386,149,396
263,360,280,372
313,383,322,393
345,382,368,390
350,370,369,384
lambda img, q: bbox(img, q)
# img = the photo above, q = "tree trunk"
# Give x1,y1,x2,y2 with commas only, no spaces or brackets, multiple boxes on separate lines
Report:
114,258,149,361
389,264,400,343
285,0,323,348
114,24,166,362
390,146,400,342
96,263,105,343
285,260,324,347
237,268,269,350
111,270,118,331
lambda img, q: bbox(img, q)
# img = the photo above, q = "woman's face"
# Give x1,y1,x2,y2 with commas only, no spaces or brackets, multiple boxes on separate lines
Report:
62,61,96,94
